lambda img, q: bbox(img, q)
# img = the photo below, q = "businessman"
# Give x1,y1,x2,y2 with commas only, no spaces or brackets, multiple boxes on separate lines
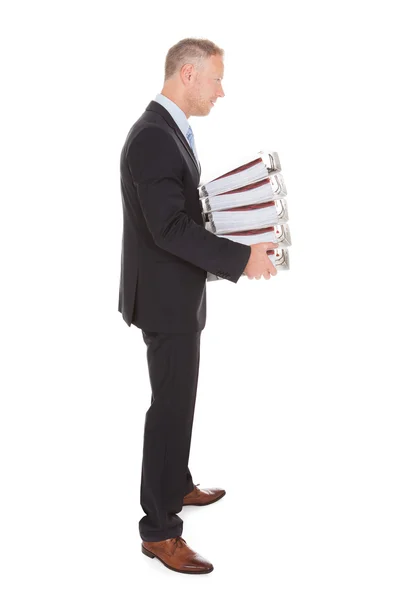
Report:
118,37,278,574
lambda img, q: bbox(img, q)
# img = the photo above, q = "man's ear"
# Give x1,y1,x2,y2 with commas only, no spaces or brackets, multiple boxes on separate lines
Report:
181,63,195,84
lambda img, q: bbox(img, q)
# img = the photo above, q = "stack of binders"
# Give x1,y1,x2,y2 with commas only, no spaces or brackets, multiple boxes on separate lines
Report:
198,151,291,282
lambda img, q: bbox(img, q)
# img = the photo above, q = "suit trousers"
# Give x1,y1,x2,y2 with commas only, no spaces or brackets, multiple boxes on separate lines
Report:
139,329,202,541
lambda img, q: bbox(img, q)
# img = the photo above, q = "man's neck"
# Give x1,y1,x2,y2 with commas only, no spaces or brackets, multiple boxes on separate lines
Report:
159,90,190,119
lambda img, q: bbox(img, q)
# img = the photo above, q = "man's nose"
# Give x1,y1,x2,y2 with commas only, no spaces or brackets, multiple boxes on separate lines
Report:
218,85,225,98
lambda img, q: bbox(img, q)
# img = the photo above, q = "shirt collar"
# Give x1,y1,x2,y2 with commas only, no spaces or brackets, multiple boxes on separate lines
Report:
154,93,191,139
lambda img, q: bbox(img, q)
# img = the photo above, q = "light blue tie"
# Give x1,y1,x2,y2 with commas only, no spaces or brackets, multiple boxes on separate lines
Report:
186,125,195,152
186,125,200,172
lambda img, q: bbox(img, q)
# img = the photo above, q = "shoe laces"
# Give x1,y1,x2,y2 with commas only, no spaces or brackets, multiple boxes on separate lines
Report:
185,483,201,497
171,536,186,553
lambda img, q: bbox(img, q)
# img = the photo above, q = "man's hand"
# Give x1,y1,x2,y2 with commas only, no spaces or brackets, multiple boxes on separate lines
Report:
243,242,279,280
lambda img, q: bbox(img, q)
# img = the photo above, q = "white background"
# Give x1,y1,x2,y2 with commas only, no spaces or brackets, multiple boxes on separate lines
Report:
1,0,400,598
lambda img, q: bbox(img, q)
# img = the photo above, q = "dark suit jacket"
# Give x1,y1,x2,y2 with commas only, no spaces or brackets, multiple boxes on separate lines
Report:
118,100,251,333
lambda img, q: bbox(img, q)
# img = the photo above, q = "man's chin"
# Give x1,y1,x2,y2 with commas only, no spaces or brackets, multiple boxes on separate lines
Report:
191,106,211,117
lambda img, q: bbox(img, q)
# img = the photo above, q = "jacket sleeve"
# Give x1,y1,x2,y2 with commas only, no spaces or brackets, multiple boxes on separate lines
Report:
126,126,251,283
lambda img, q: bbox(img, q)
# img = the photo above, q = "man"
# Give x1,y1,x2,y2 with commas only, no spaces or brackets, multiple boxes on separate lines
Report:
118,38,278,574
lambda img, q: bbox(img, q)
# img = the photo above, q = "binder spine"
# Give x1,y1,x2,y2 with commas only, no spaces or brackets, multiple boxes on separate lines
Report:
199,197,206,226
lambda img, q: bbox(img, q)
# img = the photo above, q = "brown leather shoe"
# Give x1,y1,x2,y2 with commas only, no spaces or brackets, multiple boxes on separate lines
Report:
141,536,213,574
182,482,226,506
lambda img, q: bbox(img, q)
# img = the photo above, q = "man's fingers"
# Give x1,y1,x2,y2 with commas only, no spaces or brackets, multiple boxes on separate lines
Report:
266,259,277,275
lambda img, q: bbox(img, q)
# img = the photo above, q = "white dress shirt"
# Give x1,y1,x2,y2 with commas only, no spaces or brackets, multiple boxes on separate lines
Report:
154,93,200,167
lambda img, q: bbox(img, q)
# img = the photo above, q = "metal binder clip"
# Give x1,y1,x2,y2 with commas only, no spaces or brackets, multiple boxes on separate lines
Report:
276,197,289,223
270,172,287,197
275,223,291,247
258,151,282,174
205,219,216,234
203,197,212,215
273,248,290,269
199,198,206,226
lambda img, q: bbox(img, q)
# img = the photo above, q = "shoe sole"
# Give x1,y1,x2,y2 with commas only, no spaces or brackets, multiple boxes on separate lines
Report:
141,545,214,574
182,490,226,507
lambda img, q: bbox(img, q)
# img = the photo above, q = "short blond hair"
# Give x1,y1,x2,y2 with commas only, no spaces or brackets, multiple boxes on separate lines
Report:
164,37,224,81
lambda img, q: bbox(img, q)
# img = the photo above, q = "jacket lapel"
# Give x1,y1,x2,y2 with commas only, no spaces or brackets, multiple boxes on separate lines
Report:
145,101,201,178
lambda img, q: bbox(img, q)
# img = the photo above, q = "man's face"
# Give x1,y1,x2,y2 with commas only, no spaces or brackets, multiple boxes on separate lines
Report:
186,54,225,116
